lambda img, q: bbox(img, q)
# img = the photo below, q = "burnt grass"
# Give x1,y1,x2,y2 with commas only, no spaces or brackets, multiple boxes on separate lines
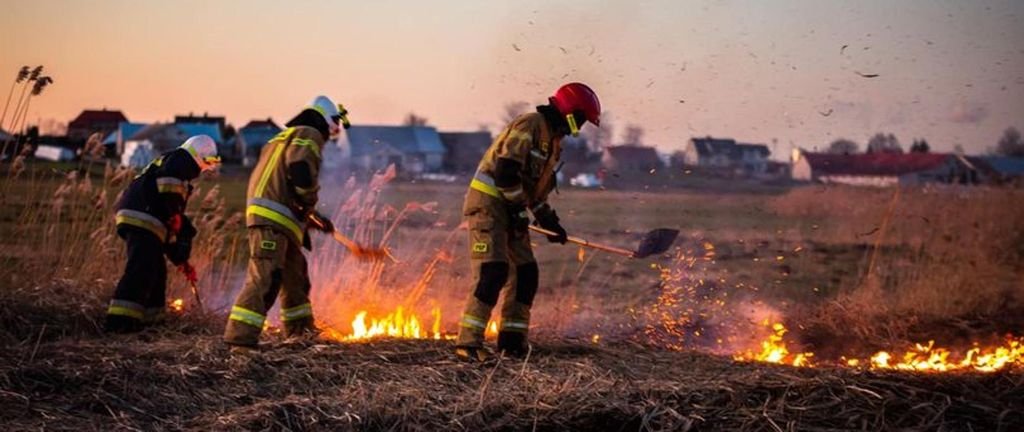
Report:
1,284,1022,431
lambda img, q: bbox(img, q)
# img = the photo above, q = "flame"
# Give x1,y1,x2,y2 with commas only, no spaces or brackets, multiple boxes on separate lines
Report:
340,306,445,341
170,298,184,313
737,321,1024,372
485,321,498,339
734,322,814,367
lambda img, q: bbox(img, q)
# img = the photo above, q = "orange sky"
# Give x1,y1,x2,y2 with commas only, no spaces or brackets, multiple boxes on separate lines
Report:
2,0,1022,157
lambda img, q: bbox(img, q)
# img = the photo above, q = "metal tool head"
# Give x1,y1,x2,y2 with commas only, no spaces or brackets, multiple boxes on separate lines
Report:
633,228,680,258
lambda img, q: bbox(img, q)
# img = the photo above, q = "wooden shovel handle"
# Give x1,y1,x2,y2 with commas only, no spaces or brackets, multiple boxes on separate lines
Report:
528,225,635,258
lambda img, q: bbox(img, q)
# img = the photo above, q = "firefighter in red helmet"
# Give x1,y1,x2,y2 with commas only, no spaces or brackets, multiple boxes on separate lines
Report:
455,82,601,362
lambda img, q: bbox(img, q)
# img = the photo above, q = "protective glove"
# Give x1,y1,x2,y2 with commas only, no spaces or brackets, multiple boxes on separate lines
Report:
532,203,567,244
507,203,530,235
302,230,312,251
307,211,334,233
166,236,192,265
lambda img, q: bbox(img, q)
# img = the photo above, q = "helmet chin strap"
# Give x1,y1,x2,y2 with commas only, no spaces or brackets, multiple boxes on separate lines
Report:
566,114,580,137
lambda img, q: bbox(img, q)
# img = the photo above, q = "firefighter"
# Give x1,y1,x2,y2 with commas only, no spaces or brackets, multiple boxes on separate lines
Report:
104,135,221,333
223,95,350,351
455,82,601,361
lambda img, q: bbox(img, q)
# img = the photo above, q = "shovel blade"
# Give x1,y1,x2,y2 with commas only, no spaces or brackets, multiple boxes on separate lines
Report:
634,228,679,258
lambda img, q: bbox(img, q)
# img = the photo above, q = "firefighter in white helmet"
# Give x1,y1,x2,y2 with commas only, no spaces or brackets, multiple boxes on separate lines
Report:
105,135,221,333
224,95,350,350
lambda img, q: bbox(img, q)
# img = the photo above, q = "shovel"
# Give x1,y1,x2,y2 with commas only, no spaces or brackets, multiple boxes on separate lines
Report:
529,225,679,259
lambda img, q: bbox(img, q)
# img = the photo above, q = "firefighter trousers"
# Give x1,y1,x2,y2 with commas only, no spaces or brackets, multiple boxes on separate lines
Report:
456,190,539,348
105,226,169,332
223,226,314,347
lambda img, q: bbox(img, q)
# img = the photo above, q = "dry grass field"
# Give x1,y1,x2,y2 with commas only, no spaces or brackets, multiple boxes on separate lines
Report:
1,160,1023,430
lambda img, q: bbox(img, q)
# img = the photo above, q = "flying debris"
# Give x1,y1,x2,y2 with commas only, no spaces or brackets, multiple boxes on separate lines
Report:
855,71,880,78
840,44,848,55
559,46,568,54
818,108,833,117
512,44,521,52
678,99,686,104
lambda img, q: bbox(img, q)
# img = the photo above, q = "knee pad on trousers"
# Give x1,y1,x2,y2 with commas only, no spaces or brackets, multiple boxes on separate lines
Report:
514,262,539,306
262,269,283,306
474,261,509,306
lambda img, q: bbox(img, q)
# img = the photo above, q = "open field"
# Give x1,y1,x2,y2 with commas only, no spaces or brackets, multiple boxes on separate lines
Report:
1,160,1023,430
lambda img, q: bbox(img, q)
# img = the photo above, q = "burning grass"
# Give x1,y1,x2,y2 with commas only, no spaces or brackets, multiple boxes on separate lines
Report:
1,308,1022,431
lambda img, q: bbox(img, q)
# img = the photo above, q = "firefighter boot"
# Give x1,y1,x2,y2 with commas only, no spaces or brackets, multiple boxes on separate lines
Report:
104,314,144,334
497,262,538,358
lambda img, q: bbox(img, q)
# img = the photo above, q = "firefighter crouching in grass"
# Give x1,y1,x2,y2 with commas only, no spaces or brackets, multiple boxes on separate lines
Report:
223,96,350,353
105,135,221,333
455,83,602,362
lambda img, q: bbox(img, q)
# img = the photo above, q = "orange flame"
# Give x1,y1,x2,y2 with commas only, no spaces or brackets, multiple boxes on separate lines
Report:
340,306,445,341
170,298,184,314
737,321,1024,372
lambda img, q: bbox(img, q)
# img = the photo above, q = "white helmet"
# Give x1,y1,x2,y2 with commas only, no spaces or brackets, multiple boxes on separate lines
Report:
308,95,350,135
180,134,221,171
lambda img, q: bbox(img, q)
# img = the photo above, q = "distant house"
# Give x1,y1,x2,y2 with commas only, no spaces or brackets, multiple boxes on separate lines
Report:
966,156,1024,186
601,145,663,173
235,119,283,167
439,131,492,175
67,109,128,142
102,122,148,156
341,125,447,176
683,136,770,174
791,150,980,187
174,113,226,133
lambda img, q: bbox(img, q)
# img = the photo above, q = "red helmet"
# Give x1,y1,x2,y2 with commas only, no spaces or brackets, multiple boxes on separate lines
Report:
550,82,601,136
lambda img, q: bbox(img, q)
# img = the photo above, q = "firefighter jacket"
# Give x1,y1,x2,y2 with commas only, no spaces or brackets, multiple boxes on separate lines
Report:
470,111,561,212
115,148,199,243
245,125,324,244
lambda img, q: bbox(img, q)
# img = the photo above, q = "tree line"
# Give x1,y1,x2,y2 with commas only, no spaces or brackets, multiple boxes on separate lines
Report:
827,127,1024,157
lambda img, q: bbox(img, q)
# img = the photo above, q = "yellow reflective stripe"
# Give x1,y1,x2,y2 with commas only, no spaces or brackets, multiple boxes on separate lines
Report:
501,320,529,330
108,306,144,319
292,138,321,159
229,306,266,328
108,300,146,320
282,303,313,321
115,212,168,242
157,183,187,197
460,314,488,329
470,179,500,198
254,131,291,197
246,204,303,242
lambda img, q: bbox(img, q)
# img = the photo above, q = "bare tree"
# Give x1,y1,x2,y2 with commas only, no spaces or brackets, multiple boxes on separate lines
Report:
866,132,903,154
995,127,1024,157
909,139,930,153
501,101,530,125
827,138,859,154
403,112,429,127
622,124,645,146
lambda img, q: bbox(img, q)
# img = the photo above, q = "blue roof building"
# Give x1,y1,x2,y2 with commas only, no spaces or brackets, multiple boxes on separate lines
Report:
235,119,283,167
342,125,447,176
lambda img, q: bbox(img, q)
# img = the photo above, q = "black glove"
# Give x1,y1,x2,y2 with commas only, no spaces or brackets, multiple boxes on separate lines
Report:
166,236,192,265
308,211,334,233
302,230,312,251
532,204,567,244
508,203,530,235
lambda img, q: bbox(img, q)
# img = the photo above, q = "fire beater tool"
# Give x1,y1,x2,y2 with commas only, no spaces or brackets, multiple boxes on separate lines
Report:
178,262,203,309
308,213,396,262
529,225,679,259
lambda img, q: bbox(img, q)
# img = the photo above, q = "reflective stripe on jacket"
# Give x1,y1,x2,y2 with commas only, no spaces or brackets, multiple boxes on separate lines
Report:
244,126,324,244
470,112,560,208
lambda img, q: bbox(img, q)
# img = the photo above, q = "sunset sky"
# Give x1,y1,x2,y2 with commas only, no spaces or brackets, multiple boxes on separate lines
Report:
2,0,1022,157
